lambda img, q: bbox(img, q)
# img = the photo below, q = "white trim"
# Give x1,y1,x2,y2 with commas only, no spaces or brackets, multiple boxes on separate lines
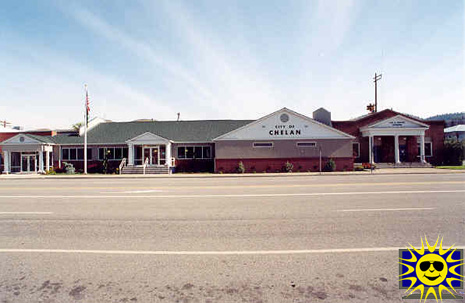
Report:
360,114,430,130
417,142,433,157
214,107,355,141
253,142,274,148
125,132,171,144
0,134,54,146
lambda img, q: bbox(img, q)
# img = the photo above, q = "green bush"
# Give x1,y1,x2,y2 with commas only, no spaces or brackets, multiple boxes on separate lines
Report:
354,165,365,171
283,161,293,172
237,161,245,174
45,167,57,175
323,159,336,172
443,139,464,166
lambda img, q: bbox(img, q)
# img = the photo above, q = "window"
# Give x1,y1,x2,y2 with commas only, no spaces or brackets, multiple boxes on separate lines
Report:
253,142,273,148
185,147,194,159
178,147,185,159
115,148,122,160
98,147,128,160
70,149,77,160
417,142,433,157
194,147,202,159
77,148,84,160
203,146,211,159
297,142,316,148
352,142,360,158
62,148,69,160
177,146,212,159
61,148,92,160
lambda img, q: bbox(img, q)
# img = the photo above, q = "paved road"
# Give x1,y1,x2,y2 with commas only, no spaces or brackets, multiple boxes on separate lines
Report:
0,173,464,302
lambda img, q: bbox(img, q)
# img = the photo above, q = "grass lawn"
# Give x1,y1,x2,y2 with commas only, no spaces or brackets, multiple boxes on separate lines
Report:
435,166,465,170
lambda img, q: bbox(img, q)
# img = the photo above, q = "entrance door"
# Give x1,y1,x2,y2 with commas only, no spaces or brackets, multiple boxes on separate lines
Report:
151,147,159,165
21,154,36,173
399,145,407,162
142,146,160,166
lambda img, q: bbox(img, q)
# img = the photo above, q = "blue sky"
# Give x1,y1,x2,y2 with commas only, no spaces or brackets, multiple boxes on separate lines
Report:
0,0,463,129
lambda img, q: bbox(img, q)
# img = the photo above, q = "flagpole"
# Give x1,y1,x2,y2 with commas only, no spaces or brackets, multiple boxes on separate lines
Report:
84,84,88,175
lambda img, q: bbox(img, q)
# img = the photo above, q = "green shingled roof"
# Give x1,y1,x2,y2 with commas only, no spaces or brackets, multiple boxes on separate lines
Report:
25,134,57,144
52,120,254,144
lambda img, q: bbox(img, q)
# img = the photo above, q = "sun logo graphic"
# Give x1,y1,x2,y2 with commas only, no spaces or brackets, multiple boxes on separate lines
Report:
399,236,464,301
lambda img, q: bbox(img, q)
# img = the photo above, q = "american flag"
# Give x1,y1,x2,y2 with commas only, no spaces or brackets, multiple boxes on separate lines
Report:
85,85,90,125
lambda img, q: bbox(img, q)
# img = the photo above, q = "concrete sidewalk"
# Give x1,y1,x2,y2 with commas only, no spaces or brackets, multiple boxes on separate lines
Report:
1,167,463,180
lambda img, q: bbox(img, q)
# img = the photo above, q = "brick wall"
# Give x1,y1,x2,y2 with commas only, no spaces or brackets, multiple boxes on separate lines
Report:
215,157,354,173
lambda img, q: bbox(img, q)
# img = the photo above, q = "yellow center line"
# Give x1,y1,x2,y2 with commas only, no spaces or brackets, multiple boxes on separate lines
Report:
0,181,463,191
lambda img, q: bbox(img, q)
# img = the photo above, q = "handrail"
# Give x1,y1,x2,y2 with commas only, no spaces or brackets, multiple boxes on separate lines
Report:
143,157,149,175
118,158,127,175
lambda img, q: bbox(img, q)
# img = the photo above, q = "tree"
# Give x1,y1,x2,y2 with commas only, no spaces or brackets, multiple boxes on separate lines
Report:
72,122,83,132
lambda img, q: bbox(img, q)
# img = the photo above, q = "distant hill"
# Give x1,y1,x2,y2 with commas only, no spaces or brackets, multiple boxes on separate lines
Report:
426,112,465,127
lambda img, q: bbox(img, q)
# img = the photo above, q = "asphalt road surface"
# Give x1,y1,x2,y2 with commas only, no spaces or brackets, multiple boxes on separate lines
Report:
0,173,464,303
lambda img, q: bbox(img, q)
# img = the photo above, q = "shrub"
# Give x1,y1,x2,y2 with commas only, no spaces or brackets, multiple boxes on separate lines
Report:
45,167,56,175
323,159,336,172
62,162,75,174
354,165,365,171
443,139,464,165
284,161,294,172
237,161,245,174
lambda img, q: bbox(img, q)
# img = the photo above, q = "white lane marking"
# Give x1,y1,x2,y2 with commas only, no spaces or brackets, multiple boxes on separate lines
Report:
0,246,463,255
338,207,435,212
0,247,411,255
105,190,164,194
0,189,464,199
0,212,53,215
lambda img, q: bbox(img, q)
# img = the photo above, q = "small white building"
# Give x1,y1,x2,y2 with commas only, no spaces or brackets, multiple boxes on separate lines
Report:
444,125,465,141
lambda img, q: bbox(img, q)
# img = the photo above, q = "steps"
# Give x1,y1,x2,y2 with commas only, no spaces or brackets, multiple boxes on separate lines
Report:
121,165,170,174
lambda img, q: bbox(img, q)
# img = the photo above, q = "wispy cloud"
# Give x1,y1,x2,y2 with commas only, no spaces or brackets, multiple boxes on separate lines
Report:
64,3,215,105
146,0,284,118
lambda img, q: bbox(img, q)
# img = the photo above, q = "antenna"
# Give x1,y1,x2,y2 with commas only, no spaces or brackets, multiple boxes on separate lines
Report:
177,113,180,121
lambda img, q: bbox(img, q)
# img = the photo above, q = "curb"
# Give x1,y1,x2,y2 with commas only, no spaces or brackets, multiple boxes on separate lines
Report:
1,169,463,180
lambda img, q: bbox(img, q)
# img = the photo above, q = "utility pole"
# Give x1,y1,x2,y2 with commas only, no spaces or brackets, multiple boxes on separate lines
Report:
373,73,382,113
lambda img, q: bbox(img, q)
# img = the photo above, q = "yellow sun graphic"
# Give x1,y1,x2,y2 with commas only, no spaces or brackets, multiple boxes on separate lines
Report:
399,236,464,302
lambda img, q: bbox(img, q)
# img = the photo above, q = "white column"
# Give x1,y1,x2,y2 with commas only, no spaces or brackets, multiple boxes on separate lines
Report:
165,142,171,167
38,151,44,173
3,151,9,174
420,134,426,163
394,135,400,164
45,151,50,171
369,136,374,164
128,143,134,165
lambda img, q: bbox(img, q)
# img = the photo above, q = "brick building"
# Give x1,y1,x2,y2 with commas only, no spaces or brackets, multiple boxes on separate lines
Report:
0,107,444,174
331,109,444,165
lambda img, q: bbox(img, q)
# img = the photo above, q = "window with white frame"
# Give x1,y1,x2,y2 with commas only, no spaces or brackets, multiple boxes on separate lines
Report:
417,142,433,157
98,147,128,160
352,142,360,158
253,142,273,148
297,142,316,148
177,146,212,159
61,148,92,161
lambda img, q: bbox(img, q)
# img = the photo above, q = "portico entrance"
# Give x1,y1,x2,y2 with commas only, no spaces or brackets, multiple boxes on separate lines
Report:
360,115,430,165
21,153,37,173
